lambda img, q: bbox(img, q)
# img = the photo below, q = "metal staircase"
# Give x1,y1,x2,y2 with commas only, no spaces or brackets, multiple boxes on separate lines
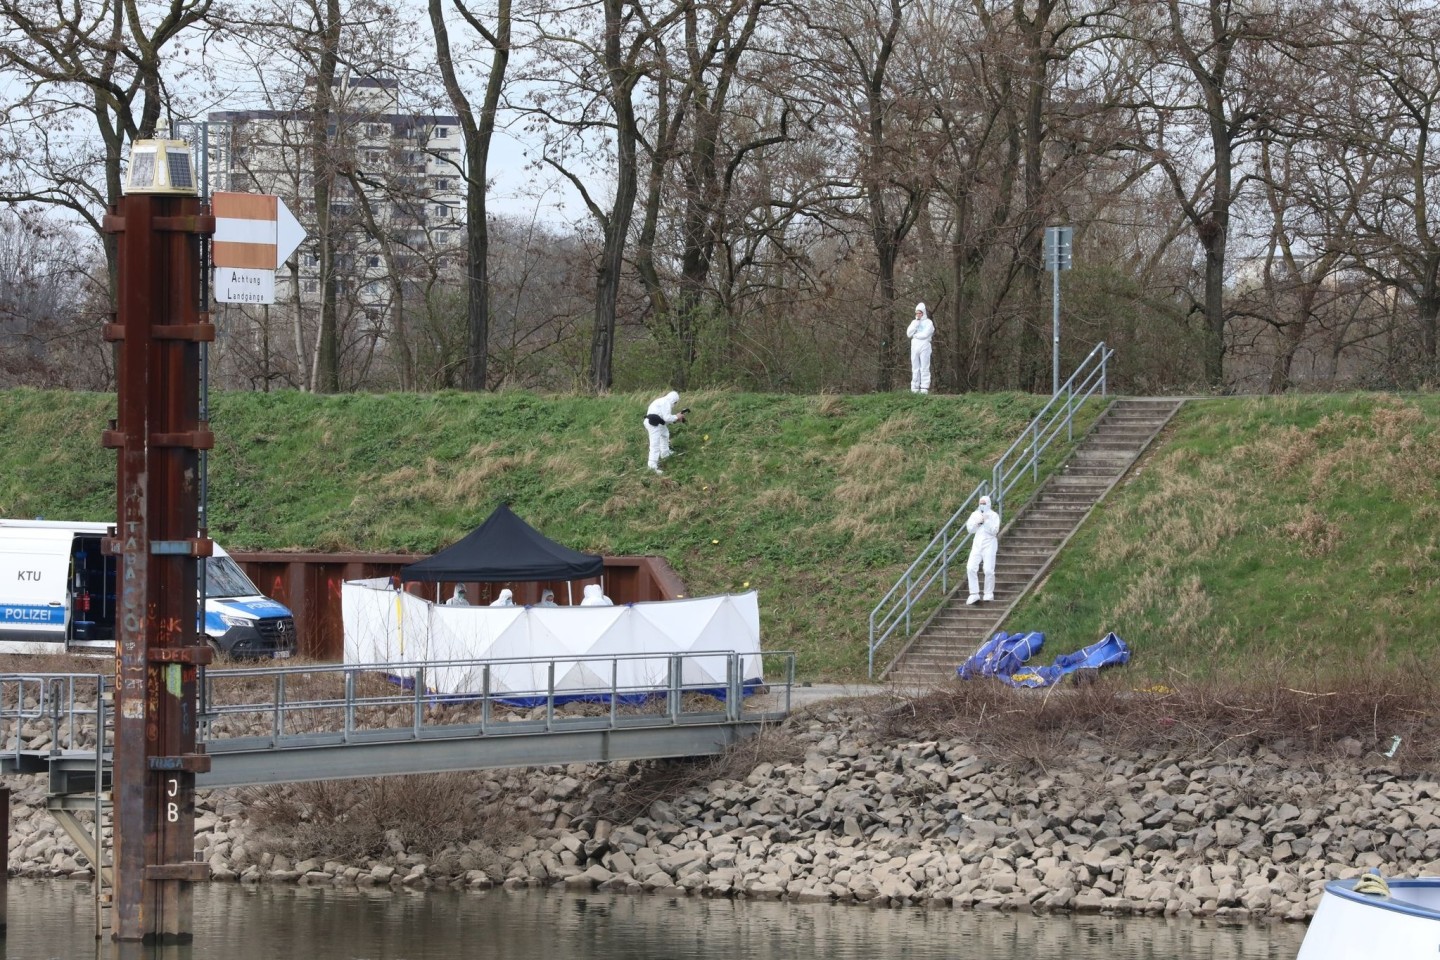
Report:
882,397,1184,684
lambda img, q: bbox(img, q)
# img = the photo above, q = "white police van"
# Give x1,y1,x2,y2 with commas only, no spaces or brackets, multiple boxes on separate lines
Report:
0,520,296,659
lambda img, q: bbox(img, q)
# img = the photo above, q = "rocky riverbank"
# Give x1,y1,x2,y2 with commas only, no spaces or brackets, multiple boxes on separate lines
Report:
4,698,1429,922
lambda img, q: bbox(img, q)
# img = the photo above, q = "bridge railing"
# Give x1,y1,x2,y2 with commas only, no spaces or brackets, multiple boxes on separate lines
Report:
197,649,797,752
866,342,1114,678
0,651,795,764
0,673,110,761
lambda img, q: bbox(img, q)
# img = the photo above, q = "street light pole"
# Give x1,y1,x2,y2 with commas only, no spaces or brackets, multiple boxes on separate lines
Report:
1052,261,1061,394
1044,226,1073,395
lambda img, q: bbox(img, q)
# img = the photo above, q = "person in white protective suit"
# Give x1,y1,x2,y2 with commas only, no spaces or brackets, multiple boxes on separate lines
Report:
579,583,613,606
444,584,470,606
964,495,1000,604
906,302,935,394
490,588,515,607
537,589,558,607
643,390,686,474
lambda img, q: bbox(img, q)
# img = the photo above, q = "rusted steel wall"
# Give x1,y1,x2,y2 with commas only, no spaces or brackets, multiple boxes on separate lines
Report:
231,552,686,661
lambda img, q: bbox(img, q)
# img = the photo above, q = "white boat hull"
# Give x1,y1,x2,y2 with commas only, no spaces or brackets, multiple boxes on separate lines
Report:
1298,878,1440,960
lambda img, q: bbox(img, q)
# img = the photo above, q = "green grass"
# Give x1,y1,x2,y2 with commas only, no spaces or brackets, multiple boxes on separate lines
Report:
3,388,1435,684
1009,393,1440,679
0,388,1080,679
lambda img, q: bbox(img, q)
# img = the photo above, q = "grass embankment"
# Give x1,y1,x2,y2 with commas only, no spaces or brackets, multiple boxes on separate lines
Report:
1009,393,1440,680
0,388,1080,679
2,390,1435,684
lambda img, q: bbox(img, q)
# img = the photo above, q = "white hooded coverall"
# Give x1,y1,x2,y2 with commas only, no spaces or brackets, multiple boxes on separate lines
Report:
907,303,934,393
490,588,515,607
965,497,1001,602
644,391,682,472
580,583,614,606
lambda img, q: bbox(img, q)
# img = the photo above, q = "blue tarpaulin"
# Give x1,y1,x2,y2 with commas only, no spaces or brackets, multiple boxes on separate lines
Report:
957,631,1045,679
1002,632,1131,688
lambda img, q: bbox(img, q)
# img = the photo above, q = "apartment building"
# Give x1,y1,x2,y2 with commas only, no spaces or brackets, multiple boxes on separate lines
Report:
204,76,466,322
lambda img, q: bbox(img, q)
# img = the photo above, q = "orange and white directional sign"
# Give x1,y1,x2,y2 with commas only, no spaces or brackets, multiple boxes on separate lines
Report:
211,192,307,304
213,192,279,268
212,191,307,269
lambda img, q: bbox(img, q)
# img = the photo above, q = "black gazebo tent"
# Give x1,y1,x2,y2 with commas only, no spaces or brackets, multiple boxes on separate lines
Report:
400,503,604,583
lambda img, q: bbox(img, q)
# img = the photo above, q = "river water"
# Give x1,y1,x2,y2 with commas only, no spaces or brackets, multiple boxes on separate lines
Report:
0,880,1306,960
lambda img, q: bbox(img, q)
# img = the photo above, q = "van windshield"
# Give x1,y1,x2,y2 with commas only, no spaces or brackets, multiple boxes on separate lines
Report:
204,555,262,600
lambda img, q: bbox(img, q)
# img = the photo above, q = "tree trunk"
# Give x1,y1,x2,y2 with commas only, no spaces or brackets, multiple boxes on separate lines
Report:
871,225,900,392
429,0,511,393
589,0,642,392
311,0,343,393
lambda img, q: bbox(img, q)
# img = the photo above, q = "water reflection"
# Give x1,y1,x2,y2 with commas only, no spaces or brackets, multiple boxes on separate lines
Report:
0,880,1306,960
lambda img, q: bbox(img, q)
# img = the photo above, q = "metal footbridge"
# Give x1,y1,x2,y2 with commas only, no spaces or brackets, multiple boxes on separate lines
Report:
0,650,796,794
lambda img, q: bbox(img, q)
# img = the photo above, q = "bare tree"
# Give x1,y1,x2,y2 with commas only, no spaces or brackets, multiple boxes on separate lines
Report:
0,209,111,388
788,0,930,392
0,0,213,285
627,0,781,388
1118,0,1286,389
1324,0,1440,384
430,0,512,391
1237,26,1370,394
522,0,688,391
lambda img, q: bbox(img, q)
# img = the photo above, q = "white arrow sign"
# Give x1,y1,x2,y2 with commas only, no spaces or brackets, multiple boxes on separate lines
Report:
275,198,305,267
213,192,307,270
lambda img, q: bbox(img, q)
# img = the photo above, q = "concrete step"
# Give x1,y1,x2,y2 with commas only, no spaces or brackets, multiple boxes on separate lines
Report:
1109,398,1182,408
1085,429,1148,441
1070,453,1139,464
1101,415,1174,424
1026,503,1093,514
1096,419,1176,432
1072,447,1141,458
1090,426,1155,434
932,605,1024,621
1009,519,1080,531
1059,467,1125,478
892,657,974,672
1065,460,1128,472
1008,525,1079,536
893,645,983,661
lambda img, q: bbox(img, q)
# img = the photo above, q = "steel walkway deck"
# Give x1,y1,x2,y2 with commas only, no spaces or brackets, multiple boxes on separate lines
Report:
0,650,796,792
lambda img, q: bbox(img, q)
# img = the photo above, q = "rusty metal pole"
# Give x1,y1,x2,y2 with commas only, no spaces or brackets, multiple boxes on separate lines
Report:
101,191,215,943
0,784,9,933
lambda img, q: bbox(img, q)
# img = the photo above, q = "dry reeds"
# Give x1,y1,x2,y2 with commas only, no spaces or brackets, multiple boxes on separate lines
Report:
0,652,114,676
242,772,534,864
878,661,1440,769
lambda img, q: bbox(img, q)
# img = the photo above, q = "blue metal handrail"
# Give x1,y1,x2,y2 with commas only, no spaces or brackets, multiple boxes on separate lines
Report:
866,342,1114,678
